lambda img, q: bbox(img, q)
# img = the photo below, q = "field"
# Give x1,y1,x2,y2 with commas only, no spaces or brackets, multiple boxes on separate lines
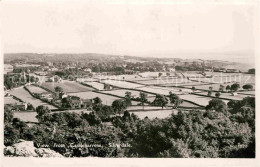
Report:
68,91,121,105
101,80,144,88
188,74,255,84
83,81,105,90
195,92,251,101
13,110,91,123
179,94,229,106
4,96,20,105
238,91,255,96
26,85,49,94
41,80,94,93
136,86,192,95
8,87,57,109
134,78,194,85
101,89,155,98
13,111,38,123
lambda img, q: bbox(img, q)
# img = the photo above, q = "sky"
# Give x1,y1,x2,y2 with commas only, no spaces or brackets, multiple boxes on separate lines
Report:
0,0,259,64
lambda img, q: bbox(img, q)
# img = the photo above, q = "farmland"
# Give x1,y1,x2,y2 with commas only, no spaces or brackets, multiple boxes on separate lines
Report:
26,85,49,94
4,96,20,105
195,92,253,101
136,86,193,95
101,80,144,89
82,81,105,90
8,87,57,109
41,80,94,93
134,78,194,85
179,94,229,106
68,91,121,105
13,111,38,123
101,89,155,98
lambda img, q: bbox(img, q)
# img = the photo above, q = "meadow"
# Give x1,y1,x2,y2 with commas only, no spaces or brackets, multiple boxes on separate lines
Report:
101,80,145,89
179,94,229,106
8,87,57,109
26,85,49,94
68,91,121,105
41,80,94,93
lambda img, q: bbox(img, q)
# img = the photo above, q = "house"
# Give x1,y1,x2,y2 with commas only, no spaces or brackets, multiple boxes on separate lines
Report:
81,99,92,108
168,68,175,72
48,75,62,82
12,102,28,111
69,96,82,109
40,92,54,101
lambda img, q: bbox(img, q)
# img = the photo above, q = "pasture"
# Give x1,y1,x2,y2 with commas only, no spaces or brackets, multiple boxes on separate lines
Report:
4,96,20,105
68,91,121,105
83,81,105,90
195,92,251,101
102,89,155,98
41,80,94,93
9,87,57,109
179,94,229,106
101,80,144,89
136,86,192,95
26,85,49,94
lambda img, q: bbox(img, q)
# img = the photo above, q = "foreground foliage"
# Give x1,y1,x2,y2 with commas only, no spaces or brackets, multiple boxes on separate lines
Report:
4,97,255,158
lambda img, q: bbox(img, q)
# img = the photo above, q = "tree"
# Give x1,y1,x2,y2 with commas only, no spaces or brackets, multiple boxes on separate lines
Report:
248,68,255,74
219,85,224,92
243,84,253,90
231,83,240,92
124,91,132,106
36,105,51,122
169,92,183,108
93,97,102,106
55,86,63,93
207,91,212,96
226,85,231,92
112,100,126,114
191,87,196,92
205,99,227,113
152,94,169,109
209,86,213,91
139,92,148,110
158,72,163,77
215,92,221,98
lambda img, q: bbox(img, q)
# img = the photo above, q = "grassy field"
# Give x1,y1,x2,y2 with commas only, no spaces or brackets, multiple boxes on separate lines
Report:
179,94,229,106
13,111,38,123
4,96,20,105
101,80,144,89
8,88,57,109
102,89,155,98
238,91,255,96
136,86,192,95
195,92,251,101
134,78,193,85
68,91,121,105
41,80,94,93
26,85,49,94
83,81,105,90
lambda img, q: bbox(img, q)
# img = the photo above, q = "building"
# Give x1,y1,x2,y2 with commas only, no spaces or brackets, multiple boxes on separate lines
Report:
81,99,92,108
4,64,13,74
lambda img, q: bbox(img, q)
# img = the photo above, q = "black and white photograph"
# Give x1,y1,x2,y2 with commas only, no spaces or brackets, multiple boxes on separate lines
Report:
1,0,259,166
